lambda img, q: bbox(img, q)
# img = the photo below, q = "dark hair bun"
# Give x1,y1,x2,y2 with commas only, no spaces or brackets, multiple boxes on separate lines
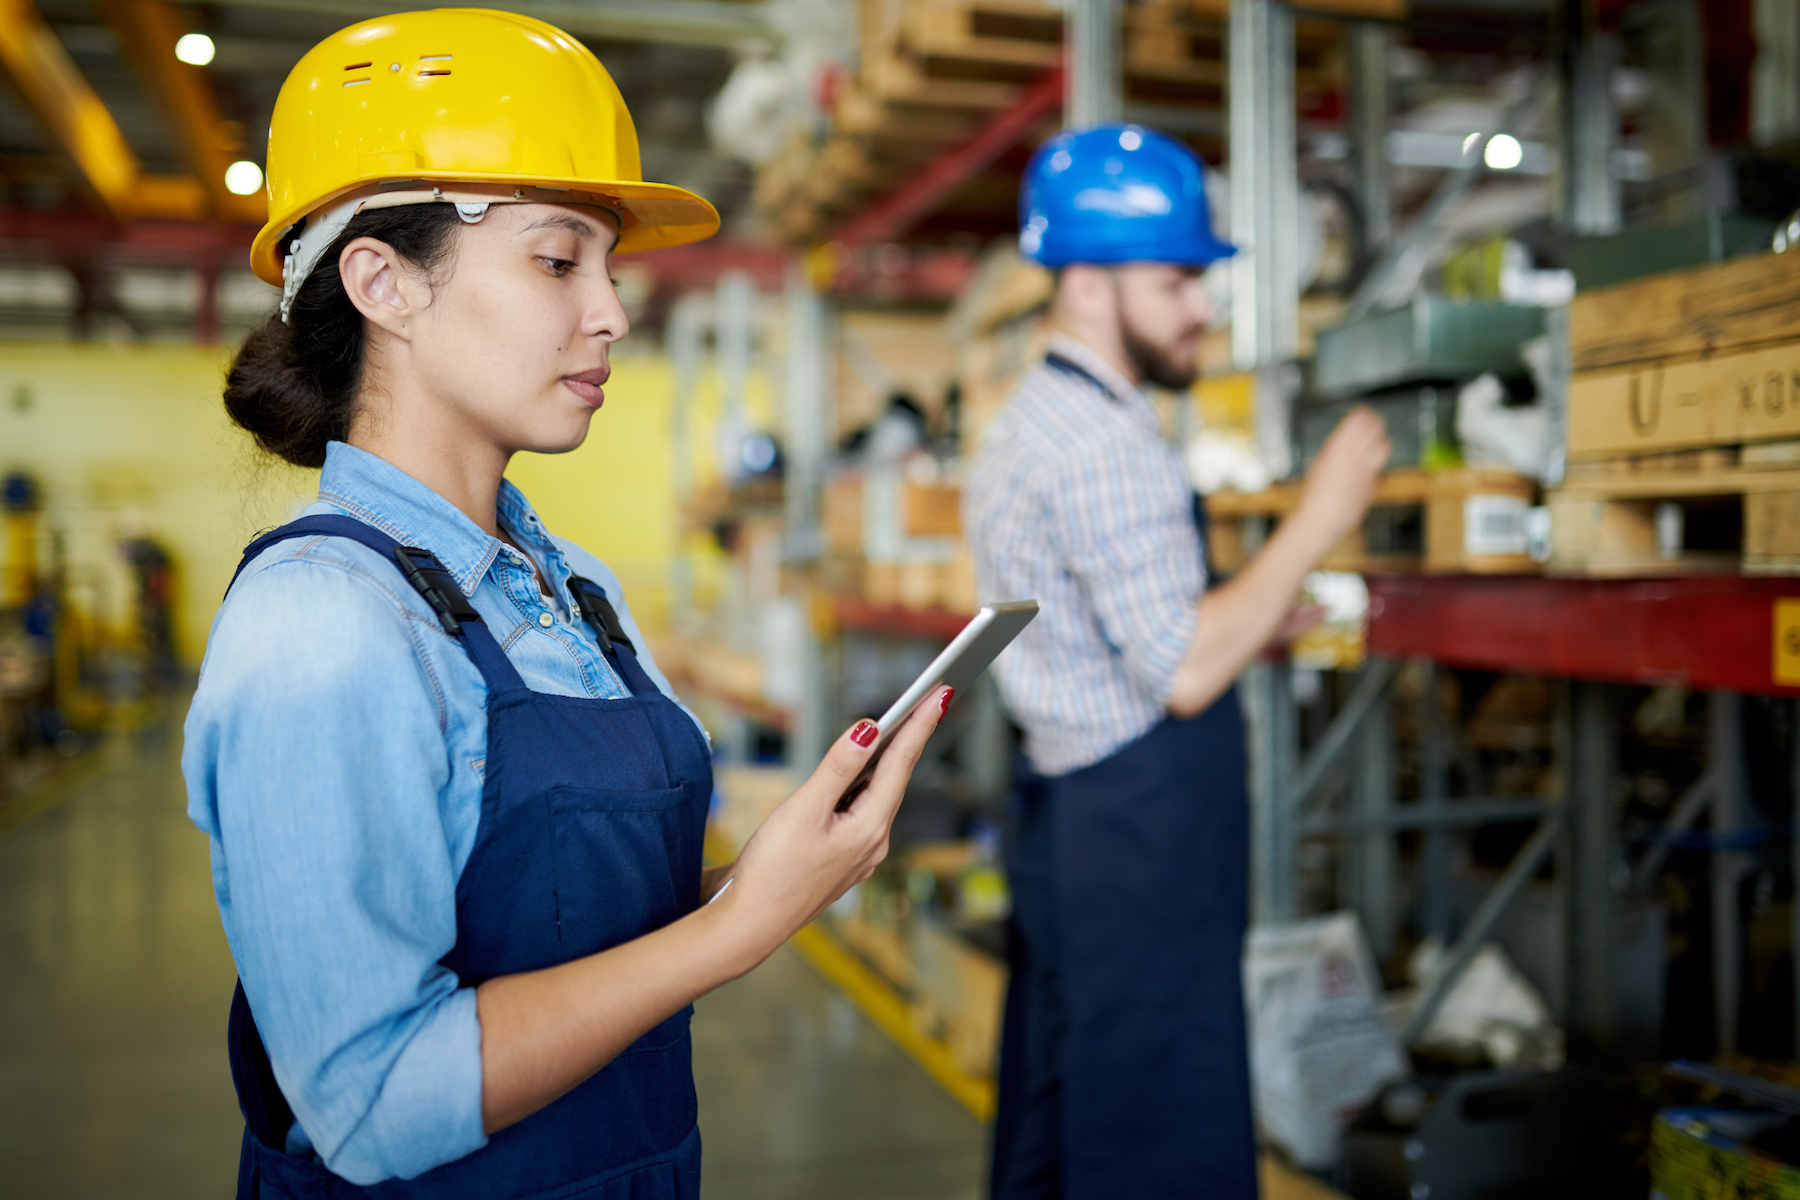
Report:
224,204,463,468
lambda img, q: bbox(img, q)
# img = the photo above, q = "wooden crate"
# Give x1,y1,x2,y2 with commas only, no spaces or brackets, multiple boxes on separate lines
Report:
904,481,963,538
1568,251,1800,374
823,475,864,555
1567,336,1800,460
1548,446,1800,576
1208,468,1539,576
903,0,1061,84
1160,0,1402,16
1123,4,1344,99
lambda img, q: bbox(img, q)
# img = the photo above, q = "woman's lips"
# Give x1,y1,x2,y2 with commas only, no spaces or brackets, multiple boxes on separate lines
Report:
562,369,609,408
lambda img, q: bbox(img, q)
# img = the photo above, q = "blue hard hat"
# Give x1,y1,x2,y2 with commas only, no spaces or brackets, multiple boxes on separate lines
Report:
1019,124,1234,269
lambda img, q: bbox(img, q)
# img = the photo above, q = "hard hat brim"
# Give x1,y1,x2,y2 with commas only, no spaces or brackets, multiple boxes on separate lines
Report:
250,175,720,287
1030,228,1237,269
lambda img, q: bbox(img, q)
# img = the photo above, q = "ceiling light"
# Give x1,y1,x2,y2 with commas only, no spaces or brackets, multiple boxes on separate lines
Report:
224,161,263,196
1484,134,1524,170
1462,132,1480,157
174,33,215,66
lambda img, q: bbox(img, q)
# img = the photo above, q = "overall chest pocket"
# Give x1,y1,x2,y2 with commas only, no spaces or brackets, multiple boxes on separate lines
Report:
548,784,702,960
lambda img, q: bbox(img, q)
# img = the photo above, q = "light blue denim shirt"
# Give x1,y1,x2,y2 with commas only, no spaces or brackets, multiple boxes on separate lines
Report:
183,441,701,1185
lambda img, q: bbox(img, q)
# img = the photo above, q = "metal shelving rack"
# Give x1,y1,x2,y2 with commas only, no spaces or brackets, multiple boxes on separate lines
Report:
1254,575,1800,1061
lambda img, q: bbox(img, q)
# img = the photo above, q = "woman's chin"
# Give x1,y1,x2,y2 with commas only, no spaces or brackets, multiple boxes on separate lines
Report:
512,413,598,457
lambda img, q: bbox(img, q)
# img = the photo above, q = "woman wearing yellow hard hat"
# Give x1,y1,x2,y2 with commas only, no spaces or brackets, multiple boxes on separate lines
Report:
182,10,948,1197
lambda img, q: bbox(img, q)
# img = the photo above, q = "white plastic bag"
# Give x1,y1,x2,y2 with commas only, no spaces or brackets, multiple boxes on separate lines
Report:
1244,912,1407,1168
1455,372,1551,481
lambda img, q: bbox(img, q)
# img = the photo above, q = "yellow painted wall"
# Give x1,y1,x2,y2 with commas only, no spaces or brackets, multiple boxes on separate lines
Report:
0,342,316,668
0,342,749,667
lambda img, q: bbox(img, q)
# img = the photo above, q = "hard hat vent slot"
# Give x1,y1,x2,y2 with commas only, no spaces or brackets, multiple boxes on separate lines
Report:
344,62,372,70
418,54,452,77
343,79,370,87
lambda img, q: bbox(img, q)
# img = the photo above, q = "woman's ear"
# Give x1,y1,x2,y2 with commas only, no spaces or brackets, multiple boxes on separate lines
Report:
339,236,430,338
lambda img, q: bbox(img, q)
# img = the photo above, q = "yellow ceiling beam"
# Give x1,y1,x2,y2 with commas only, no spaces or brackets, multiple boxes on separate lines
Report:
95,0,263,223
0,0,148,215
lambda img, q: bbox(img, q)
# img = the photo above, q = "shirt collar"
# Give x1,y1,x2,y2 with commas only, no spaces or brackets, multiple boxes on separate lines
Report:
316,441,514,597
1043,332,1162,433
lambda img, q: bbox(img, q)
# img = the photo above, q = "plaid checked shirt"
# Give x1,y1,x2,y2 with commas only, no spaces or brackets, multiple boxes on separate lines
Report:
963,333,1204,777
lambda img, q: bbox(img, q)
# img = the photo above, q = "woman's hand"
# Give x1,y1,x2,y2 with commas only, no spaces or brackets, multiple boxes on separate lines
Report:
713,686,953,958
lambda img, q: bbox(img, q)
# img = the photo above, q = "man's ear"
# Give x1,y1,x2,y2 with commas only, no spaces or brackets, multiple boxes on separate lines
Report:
1055,263,1114,323
339,236,430,338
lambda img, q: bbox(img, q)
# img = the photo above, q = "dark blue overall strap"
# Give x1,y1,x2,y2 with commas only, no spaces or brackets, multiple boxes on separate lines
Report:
1044,351,1125,406
567,575,658,697
229,514,527,695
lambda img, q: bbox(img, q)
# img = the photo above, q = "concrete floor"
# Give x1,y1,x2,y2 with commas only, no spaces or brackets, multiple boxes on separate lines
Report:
0,722,985,1198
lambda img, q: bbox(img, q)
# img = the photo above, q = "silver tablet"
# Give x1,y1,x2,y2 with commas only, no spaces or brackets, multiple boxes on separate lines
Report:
837,599,1038,811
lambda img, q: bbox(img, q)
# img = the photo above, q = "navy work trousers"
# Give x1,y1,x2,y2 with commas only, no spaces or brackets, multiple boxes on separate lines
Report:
990,692,1257,1200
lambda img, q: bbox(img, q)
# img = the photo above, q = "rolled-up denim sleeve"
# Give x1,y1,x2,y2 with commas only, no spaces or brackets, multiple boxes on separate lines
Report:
183,557,487,1184
1045,435,1204,703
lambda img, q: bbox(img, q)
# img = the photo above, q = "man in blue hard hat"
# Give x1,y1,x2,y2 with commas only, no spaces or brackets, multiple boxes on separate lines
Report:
964,125,1389,1198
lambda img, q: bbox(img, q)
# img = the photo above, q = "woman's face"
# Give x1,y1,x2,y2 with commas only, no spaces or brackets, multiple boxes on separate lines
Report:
403,202,629,456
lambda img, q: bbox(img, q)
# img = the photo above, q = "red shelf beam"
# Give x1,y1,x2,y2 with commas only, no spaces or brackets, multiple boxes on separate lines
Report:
1366,575,1800,697
829,63,1064,248
833,596,973,642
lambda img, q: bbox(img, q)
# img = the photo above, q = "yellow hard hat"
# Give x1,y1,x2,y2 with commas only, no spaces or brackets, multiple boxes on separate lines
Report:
249,8,720,286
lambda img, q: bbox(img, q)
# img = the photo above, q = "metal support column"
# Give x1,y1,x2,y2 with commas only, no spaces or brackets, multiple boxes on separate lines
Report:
1710,691,1749,1055
1066,0,1122,128
715,270,753,476
1233,0,1301,928
666,292,708,630
1560,0,1621,235
1564,680,1618,1059
1353,672,1396,959
1349,22,1392,253
1420,661,1451,940
1229,0,1298,372
1249,660,1299,924
961,673,1010,809
782,264,830,772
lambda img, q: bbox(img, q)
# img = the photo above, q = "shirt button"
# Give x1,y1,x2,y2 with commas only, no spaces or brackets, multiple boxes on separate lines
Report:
538,611,555,628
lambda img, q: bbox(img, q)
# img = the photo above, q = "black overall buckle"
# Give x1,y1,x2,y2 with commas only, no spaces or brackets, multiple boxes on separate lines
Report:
569,576,634,655
394,547,482,636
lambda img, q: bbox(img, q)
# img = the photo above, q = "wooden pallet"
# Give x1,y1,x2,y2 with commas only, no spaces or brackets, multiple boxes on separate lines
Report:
1567,334,1800,461
1549,445,1800,576
757,0,1359,243
1568,250,1800,375
1208,468,1538,576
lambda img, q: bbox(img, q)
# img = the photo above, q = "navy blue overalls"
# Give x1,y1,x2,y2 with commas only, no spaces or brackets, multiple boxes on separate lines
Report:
990,356,1258,1199
221,515,712,1199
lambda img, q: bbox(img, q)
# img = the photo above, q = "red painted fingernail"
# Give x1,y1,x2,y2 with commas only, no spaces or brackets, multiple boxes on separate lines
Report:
938,687,955,714
851,720,878,747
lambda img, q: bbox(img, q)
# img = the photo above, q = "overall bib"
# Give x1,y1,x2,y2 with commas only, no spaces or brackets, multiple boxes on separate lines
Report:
990,361,1257,1198
221,515,713,1199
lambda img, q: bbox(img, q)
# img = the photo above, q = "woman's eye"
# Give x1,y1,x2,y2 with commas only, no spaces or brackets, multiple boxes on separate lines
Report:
541,257,576,276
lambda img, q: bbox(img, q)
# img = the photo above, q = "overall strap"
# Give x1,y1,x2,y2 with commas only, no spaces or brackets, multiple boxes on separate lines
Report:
228,979,294,1149
230,514,528,695
567,575,659,697
1044,351,1125,406
1191,491,1217,581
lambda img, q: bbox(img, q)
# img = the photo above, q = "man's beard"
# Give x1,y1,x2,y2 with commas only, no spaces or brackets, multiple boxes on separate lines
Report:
1121,318,1200,390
